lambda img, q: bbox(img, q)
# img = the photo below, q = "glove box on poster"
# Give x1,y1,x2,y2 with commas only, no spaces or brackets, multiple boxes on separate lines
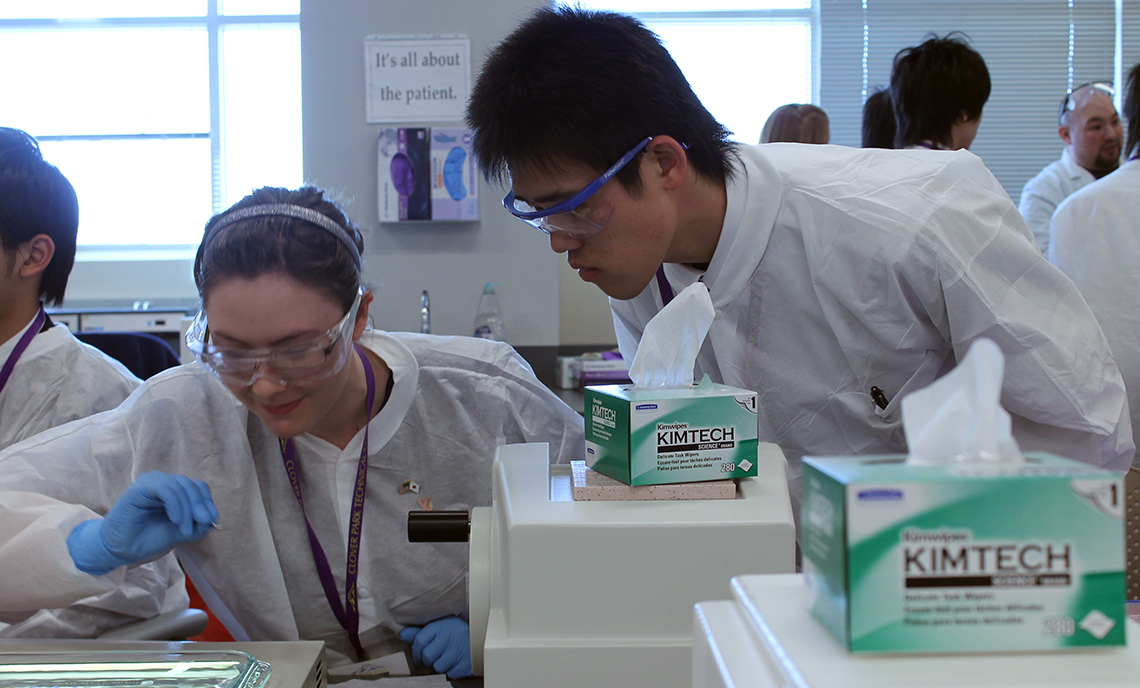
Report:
378,127,478,222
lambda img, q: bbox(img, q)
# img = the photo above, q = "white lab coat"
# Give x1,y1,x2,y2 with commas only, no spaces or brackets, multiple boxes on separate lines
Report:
1049,158,1140,465
0,319,188,638
612,143,1133,521
0,330,584,666
1019,149,1096,255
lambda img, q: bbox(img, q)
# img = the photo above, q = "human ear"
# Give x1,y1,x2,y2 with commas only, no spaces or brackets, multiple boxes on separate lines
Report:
17,234,54,278
647,136,688,192
352,290,374,340
1058,125,1073,146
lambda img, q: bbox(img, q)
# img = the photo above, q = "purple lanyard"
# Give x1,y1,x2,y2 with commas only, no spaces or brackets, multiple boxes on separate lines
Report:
0,307,47,397
655,266,674,307
1129,154,1139,162
278,344,376,661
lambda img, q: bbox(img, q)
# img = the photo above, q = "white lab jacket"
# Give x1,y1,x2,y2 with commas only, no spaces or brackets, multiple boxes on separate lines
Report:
612,143,1133,521
0,319,188,638
1019,149,1096,255
0,330,584,666
1050,158,1140,465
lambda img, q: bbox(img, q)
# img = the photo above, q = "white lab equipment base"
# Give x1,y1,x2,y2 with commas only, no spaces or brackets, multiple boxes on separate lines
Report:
471,442,796,688
693,574,1140,687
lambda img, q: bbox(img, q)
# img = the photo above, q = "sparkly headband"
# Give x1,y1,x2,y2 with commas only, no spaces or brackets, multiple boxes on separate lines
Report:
203,203,361,264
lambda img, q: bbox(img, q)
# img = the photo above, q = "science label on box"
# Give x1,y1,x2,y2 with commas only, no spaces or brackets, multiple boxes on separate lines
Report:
801,452,1125,653
584,381,758,486
379,126,477,222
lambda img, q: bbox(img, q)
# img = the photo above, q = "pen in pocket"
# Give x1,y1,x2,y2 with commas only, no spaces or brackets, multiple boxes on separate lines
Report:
870,385,890,410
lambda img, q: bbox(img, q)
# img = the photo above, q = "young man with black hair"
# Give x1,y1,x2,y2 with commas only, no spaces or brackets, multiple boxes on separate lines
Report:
0,126,187,637
889,33,990,151
466,8,1133,520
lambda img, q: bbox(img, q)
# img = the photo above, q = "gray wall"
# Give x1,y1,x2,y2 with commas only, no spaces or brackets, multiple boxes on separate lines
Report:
301,0,616,346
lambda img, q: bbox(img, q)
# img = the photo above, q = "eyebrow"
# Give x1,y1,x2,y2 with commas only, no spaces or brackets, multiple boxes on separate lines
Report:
210,327,326,349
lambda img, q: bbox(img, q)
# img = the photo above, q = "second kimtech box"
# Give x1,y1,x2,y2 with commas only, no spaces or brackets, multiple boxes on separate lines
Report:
584,381,759,486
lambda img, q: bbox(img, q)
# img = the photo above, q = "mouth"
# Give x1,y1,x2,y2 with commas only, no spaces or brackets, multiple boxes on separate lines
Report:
263,398,303,416
570,261,598,282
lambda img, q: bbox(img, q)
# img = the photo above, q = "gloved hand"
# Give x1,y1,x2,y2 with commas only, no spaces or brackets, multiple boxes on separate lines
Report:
67,471,219,576
399,615,473,679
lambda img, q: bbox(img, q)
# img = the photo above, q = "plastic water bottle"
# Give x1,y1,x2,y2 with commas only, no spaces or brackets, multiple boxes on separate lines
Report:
473,282,505,341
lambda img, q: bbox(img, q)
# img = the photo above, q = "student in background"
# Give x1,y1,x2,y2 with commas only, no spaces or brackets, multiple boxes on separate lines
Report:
890,33,990,150
862,87,896,149
1049,64,1140,466
466,7,1133,526
0,126,187,638
1020,82,1123,255
760,103,830,144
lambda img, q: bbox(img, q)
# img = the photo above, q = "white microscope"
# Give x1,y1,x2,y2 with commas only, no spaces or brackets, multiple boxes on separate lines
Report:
409,441,797,688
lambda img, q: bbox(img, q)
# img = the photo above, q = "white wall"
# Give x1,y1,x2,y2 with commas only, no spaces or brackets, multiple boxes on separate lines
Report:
300,0,583,346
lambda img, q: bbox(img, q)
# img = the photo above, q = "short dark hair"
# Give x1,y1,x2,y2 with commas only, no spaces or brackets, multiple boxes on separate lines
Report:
193,186,364,311
760,104,830,144
862,88,896,149
0,127,78,306
889,33,990,149
466,6,737,194
1125,63,1140,159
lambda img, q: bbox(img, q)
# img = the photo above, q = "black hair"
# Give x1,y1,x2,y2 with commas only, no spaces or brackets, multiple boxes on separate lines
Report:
466,6,736,194
0,127,78,306
1125,63,1140,159
889,33,990,149
193,186,364,311
862,88,897,149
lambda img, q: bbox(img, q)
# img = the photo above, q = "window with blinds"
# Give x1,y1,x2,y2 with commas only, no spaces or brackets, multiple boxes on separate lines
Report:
0,1,302,254
821,0,1135,202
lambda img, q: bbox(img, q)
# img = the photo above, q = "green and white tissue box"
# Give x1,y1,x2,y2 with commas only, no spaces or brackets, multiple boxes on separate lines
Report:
801,452,1125,653
584,380,759,486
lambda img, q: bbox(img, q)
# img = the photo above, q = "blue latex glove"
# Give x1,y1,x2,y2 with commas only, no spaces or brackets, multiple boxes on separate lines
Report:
67,471,219,576
399,615,473,679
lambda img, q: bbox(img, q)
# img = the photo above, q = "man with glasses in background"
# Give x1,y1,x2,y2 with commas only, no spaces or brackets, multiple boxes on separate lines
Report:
467,7,1135,526
1019,82,1123,256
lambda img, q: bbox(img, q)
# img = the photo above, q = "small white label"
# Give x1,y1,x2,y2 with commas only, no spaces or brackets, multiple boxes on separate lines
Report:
1079,610,1116,639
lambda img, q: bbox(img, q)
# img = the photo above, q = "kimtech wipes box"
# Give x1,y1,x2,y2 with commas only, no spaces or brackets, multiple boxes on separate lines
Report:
801,452,1125,653
584,380,759,486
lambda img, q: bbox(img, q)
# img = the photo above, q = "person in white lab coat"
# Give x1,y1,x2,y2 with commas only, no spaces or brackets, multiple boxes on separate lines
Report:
465,7,1134,521
0,185,585,679
889,33,989,151
1049,63,1140,465
1020,83,1123,255
0,126,186,638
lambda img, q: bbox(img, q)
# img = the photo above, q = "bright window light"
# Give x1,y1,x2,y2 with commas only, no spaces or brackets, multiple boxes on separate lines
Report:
0,6,301,255
559,2,816,146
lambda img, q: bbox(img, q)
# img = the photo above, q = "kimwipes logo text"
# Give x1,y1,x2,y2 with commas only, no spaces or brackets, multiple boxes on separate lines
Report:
656,422,735,450
901,529,1073,588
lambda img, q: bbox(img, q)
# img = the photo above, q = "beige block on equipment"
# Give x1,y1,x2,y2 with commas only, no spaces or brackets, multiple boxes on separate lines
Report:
570,460,737,501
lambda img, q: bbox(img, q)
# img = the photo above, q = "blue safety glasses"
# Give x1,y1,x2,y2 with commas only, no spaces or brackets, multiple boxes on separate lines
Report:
502,136,655,239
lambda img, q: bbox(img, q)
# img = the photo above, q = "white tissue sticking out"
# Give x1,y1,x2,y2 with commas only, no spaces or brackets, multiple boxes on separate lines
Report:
902,338,1023,465
628,282,715,389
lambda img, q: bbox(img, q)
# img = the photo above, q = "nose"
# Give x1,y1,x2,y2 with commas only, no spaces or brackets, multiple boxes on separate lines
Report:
549,230,582,254
249,368,290,396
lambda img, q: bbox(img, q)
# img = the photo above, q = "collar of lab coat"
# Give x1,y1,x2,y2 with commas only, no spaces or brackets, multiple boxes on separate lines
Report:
678,143,782,310
1060,147,1097,183
329,329,420,468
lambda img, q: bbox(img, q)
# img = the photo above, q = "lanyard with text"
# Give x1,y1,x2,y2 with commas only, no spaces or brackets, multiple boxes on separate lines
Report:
278,343,376,661
0,307,47,398
655,266,674,307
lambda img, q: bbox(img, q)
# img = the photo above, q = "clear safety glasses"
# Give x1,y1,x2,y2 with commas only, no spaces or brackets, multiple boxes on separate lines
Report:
501,136,655,239
186,290,362,386
1059,81,1114,124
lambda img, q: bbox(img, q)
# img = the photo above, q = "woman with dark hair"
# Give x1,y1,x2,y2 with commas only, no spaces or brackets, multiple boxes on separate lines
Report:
0,186,584,679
